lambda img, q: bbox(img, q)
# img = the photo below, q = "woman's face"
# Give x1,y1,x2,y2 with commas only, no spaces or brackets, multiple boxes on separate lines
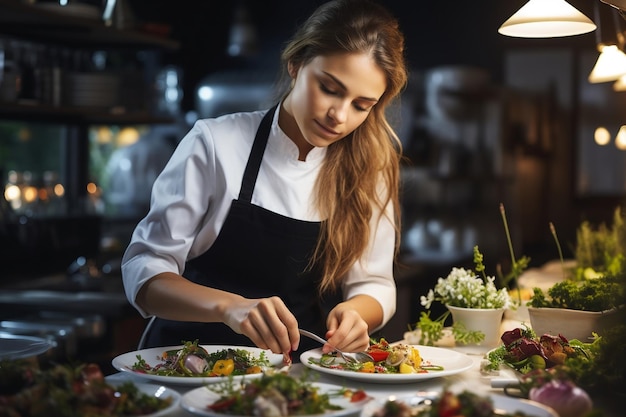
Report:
281,52,386,158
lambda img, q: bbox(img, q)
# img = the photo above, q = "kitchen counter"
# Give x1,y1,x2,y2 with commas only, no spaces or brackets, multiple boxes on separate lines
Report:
0,289,132,317
106,348,621,417
0,271,146,373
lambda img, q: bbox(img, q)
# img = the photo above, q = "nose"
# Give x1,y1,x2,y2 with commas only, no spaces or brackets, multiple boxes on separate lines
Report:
328,101,348,124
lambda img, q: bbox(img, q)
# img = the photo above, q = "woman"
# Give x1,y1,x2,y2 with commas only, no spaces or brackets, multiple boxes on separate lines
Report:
121,0,408,360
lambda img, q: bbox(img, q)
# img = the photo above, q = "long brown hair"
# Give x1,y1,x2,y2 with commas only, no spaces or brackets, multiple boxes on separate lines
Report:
279,0,408,294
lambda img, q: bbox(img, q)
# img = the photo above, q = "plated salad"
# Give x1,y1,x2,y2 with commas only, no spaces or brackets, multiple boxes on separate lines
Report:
307,338,444,374
0,361,173,417
205,372,367,416
131,340,271,377
370,390,538,417
483,327,596,374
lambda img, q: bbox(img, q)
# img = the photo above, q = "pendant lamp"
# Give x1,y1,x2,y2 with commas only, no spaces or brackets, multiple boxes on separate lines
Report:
499,0,596,38
588,45,626,82
588,4,626,83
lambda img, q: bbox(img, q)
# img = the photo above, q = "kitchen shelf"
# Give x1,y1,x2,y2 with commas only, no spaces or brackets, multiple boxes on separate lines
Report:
0,0,179,50
0,0,180,223
0,102,175,125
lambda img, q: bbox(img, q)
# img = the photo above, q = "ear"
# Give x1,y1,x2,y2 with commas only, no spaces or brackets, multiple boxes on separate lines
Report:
287,61,299,79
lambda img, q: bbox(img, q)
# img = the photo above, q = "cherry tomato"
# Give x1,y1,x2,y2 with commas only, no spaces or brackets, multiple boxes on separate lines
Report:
350,389,368,402
367,348,390,362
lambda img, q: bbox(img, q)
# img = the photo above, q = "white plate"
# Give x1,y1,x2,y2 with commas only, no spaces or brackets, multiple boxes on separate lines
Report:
361,392,558,417
300,345,473,384
112,345,285,386
182,381,369,417
106,380,182,417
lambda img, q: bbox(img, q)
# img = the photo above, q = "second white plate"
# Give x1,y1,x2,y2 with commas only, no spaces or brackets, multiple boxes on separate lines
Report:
300,345,473,384
106,380,182,417
182,381,369,417
361,392,558,417
111,344,285,386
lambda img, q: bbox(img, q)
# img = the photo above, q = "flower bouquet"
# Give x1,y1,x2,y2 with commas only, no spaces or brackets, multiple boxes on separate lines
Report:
407,246,514,347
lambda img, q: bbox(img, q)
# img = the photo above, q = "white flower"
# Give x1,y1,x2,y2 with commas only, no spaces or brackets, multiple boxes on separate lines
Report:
421,267,512,310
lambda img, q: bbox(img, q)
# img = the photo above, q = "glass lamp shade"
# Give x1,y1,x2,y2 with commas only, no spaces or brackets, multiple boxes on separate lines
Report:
588,45,626,83
499,0,596,38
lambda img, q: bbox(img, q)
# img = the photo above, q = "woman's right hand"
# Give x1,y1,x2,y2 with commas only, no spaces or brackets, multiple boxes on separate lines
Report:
223,296,300,357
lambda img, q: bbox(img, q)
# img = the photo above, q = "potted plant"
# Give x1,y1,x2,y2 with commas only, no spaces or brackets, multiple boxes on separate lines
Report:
406,245,514,348
405,204,527,348
527,206,625,340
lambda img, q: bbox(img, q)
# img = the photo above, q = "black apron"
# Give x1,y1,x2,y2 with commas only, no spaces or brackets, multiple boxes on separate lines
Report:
141,106,336,357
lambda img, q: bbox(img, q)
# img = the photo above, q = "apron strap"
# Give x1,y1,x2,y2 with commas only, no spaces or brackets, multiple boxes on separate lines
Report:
238,104,278,203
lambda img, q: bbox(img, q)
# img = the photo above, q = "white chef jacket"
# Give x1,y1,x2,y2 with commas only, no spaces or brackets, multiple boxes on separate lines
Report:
121,106,397,329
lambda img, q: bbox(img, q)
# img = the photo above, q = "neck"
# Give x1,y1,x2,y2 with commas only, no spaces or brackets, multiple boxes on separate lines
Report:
278,101,314,161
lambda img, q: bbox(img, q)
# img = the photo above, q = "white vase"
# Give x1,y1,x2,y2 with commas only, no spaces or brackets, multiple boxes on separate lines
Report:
446,305,505,348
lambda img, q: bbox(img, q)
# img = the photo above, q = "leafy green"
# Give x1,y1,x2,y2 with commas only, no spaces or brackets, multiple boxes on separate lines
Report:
414,311,447,346
413,311,484,346
528,273,623,311
574,206,625,280
450,321,485,345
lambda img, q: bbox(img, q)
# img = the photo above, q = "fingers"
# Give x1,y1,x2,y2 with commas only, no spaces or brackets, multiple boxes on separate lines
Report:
326,308,370,352
237,296,299,355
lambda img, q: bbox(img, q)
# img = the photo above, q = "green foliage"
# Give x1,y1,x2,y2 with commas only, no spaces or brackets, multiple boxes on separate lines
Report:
574,206,626,280
499,255,531,289
473,245,486,279
413,311,484,346
450,321,485,345
414,311,447,346
528,273,624,311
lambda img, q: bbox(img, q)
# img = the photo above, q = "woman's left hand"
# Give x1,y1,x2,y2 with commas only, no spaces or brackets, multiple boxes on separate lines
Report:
325,304,370,353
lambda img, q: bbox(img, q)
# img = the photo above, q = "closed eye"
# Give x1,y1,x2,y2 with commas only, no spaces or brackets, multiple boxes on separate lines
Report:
319,82,372,112
320,82,338,96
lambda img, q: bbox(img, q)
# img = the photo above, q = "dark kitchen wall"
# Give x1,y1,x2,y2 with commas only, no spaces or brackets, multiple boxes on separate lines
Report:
130,0,597,112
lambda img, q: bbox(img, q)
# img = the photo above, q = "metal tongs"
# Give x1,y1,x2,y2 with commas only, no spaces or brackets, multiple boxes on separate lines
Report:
299,328,374,363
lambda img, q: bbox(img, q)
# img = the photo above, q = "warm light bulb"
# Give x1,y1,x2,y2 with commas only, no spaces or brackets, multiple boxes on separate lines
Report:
54,184,65,197
96,126,113,144
594,126,611,145
22,186,37,203
616,126,626,150
117,127,141,147
38,188,48,202
588,45,626,83
4,184,20,202
499,0,596,38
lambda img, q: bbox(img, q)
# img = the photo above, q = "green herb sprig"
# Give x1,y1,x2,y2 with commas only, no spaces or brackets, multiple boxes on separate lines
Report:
499,203,530,305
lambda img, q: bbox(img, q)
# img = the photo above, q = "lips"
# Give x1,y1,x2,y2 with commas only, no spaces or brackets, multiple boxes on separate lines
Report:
314,119,340,138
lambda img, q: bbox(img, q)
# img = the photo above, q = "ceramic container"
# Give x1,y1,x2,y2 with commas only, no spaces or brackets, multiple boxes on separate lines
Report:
528,306,619,341
446,305,505,348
